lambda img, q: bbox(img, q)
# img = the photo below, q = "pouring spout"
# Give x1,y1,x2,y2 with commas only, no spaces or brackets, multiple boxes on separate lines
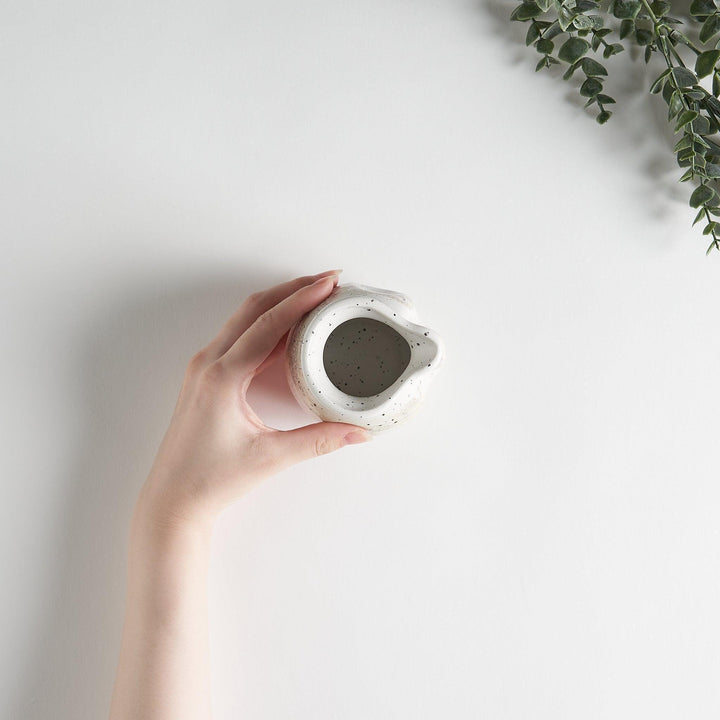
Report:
407,325,444,370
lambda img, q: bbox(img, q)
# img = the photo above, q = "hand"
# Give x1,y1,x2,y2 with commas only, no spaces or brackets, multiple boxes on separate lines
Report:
137,270,372,531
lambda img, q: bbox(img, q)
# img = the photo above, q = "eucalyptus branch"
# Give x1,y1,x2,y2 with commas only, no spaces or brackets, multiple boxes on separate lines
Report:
510,0,720,253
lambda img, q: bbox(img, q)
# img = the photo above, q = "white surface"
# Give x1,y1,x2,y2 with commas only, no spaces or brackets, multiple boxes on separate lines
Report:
2,2,720,718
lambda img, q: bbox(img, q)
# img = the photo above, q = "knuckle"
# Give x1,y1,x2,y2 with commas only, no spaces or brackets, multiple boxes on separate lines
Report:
313,436,335,457
255,308,275,329
244,291,263,308
200,360,228,387
187,349,209,375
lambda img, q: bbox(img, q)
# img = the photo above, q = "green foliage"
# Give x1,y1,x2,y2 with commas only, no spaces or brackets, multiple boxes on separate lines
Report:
509,0,720,253
696,50,720,78
558,36,590,62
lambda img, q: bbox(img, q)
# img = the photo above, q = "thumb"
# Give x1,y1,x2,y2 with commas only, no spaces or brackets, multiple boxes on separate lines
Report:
262,422,372,472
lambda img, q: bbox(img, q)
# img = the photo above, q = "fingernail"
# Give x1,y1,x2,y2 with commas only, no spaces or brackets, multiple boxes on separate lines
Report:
316,268,343,278
312,275,336,288
344,430,372,445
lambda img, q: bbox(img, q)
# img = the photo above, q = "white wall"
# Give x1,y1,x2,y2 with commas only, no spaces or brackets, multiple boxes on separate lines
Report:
2,2,720,718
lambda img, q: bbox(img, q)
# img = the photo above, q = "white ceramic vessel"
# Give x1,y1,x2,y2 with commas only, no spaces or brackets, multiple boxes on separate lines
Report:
285,283,444,432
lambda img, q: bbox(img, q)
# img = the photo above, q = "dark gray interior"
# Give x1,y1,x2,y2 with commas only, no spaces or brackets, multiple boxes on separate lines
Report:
322,318,411,397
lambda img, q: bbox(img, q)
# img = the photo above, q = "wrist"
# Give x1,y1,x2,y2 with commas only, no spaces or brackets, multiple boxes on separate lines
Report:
133,479,217,546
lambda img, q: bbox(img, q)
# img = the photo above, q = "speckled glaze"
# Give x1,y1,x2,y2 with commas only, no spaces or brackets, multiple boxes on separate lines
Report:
285,283,444,432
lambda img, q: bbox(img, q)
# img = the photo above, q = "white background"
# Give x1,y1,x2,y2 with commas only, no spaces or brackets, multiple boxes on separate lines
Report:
2,1,720,718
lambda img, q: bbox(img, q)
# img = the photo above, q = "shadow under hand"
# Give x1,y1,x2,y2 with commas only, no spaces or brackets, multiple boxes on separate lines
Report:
6,264,309,720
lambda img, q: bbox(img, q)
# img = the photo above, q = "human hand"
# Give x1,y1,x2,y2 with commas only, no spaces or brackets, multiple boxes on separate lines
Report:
137,270,372,531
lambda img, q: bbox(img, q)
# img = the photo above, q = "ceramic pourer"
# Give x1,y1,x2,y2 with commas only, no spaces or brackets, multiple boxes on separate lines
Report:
285,283,444,432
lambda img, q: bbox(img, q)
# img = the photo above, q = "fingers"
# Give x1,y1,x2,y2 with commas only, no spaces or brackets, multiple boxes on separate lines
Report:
221,274,338,377
254,330,289,376
258,422,372,473
205,270,342,361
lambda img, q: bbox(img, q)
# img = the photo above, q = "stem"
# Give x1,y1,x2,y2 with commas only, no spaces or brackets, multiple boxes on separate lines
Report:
648,10,720,250
639,0,702,56
639,0,660,26
531,18,546,39
590,26,612,51
668,41,688,68
704,206,720,252
668,29,702,56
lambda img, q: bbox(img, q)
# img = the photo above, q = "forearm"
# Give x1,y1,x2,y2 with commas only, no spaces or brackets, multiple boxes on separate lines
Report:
108,271,364,718
109,493,214,720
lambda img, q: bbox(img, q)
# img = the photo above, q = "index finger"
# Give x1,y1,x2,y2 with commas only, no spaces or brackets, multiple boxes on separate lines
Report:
219,275,338,377
204,270,341,361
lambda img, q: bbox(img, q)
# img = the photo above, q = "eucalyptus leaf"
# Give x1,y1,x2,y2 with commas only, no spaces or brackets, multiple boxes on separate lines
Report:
619,18,634,38
582,57,608,76
678,148,696,161
705,139,720,156
563,61,579,79
511,2,543,20
573,14,594,29
635,28,654,45
676,110,699,131
690,0,716,17
544,21,564,39
650,0,671,15
596,110,612,123
672,67,698,87
526,22,542,46
675,136,693,153
557,6,576,30
650,69,671,93
704,94,720,114
700,14,720,42
613,0,641,19
580,77,603,96
690,184,717,207
692,115,712,134
558,36,590,63
537,38,555,54
662,80,674,105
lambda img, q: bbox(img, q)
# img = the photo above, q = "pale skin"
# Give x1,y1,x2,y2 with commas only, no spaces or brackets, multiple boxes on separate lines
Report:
109,270,371,720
